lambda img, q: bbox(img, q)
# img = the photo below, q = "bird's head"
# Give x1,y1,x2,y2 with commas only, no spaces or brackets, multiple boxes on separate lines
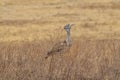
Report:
64,24,74,32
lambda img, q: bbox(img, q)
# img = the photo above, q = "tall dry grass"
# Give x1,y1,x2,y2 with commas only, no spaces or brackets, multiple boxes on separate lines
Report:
0,30,120,80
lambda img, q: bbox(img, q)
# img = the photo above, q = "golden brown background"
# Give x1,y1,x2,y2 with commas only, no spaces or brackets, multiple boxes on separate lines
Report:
0,0,120,80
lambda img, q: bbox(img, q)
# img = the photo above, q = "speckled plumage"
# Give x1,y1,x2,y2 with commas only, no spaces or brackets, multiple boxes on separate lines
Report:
45,41,66,59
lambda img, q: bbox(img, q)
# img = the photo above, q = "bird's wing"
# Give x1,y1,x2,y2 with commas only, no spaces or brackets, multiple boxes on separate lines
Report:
51,43,64,52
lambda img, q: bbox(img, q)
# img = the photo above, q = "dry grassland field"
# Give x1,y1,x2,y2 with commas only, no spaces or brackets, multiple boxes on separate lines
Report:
0,0,120,80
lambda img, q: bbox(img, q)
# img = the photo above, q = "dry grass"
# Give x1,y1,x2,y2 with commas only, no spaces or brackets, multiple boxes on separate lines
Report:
0,0,120,80
0,39,120,80
1,0,120,41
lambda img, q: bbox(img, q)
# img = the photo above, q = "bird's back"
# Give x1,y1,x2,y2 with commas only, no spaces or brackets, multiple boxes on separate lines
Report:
45,41,66,59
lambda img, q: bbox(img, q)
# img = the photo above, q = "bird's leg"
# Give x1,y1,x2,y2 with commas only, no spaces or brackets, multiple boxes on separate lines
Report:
48,55,54,79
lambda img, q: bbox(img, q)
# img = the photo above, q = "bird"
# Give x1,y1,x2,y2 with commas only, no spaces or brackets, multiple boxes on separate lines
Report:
45,24,74,59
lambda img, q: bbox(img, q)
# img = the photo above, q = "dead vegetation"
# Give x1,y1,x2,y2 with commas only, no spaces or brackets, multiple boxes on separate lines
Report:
0,0,120,80
0,38,120,80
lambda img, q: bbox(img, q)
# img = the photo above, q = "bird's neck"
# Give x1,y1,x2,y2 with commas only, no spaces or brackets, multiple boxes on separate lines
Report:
66,31,71,46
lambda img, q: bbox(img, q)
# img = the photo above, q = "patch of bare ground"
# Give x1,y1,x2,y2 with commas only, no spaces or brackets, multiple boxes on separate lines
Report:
77,2,120,9
0,39,120,80
0,20,57,26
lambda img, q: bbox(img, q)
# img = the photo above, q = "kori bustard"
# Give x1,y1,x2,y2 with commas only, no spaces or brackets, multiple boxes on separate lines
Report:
45,24,74,59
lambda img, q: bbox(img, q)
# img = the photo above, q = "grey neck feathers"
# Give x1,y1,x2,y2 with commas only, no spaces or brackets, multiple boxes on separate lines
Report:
66,30,71,46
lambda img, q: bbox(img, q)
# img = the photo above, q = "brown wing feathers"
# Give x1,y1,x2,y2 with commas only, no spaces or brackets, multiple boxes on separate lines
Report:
45,41,66,59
